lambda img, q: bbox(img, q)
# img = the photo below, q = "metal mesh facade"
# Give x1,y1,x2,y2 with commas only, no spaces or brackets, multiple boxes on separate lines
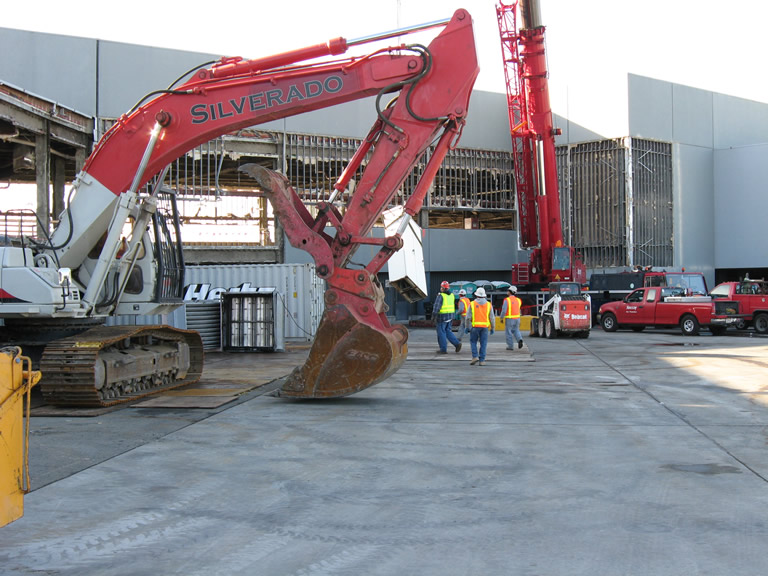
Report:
12,123,672,268
558,138,673,269
282,132,515,212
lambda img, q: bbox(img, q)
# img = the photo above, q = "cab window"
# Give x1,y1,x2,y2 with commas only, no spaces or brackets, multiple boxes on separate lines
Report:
627,290,644,303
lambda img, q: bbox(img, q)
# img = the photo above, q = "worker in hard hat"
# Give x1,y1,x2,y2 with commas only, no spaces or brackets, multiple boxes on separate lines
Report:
456,289,471,342
501,285,524,350
465,286,495,365
433,281,462,354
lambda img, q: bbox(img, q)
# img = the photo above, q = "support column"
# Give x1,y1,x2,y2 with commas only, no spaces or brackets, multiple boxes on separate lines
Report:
35,125,50,239
52,156,66,224
624,136,634,268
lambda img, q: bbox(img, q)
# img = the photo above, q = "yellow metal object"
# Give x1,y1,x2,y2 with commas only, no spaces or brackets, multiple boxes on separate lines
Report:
1,347,42,528
494,315,532,332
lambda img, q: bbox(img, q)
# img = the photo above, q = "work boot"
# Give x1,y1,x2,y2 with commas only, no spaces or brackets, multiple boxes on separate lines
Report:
455,342,462,353
518,339,524,349
470,357,479,365
437,349,447,354
479,361,486,366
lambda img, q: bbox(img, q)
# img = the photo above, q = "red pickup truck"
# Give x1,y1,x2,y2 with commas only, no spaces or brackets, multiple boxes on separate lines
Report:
598,286,741,336
710,280,768,333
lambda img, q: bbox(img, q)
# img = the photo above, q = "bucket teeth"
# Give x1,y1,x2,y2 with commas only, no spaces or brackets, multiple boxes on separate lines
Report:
275,304,408,398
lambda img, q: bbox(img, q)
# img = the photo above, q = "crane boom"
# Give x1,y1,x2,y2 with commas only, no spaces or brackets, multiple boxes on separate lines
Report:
497,0,585,286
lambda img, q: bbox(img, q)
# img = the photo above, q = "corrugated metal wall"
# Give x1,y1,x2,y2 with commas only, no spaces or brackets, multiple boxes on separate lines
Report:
184,263,324,342
558,138,673,269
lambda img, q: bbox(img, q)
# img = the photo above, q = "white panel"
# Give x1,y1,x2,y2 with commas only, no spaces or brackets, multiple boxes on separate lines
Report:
628,75,673,141
673,143,715,288
714,145,768,269
672,84,713,147
713,94,768,149
0,28,97,114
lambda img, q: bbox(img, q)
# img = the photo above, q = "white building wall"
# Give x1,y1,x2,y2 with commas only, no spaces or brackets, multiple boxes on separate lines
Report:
673,144,715,287
0,27,97,114
714,144,768,270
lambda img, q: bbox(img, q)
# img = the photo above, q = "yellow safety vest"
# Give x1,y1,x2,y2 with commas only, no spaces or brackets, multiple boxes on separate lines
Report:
459,296,471,317
504,296,521,319
470,301,492,328
439,292,455,314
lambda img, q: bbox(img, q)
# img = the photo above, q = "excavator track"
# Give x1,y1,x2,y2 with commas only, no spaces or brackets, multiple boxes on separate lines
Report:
39,325,204,407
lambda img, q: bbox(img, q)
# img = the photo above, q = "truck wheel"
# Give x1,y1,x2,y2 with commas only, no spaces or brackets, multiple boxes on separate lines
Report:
680,314,700,336
545,316,557,339
537,317,546,338
754,313,768,334
600,313,618,332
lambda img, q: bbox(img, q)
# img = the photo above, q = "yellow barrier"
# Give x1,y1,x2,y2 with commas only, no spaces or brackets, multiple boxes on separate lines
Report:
1,347,41,527
494,315,533,332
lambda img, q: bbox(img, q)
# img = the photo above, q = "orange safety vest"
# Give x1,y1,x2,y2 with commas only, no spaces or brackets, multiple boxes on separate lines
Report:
504,296,521,319
470,301,492,328
459,296,471,317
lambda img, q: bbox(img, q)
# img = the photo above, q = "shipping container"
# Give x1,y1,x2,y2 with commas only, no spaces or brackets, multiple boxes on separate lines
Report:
108,264,324,348
184,263,324,342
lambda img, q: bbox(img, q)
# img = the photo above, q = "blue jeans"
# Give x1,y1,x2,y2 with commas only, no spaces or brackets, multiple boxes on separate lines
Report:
505,318,522,347
470,327,489,361
436,319,460,352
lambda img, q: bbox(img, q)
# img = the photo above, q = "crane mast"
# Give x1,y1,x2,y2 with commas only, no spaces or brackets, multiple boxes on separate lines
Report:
497,0,585,286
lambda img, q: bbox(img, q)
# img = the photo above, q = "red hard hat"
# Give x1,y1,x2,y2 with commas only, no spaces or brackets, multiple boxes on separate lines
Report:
440,281,450,290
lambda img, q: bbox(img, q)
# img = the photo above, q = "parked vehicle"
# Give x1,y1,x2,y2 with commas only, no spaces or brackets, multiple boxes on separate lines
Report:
531,282,591,339
598,286,741,336
589,268,707,324
710,279,768,333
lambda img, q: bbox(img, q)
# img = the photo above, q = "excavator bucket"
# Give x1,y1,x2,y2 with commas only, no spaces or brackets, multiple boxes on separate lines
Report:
240,163,410,398
276,303,408,398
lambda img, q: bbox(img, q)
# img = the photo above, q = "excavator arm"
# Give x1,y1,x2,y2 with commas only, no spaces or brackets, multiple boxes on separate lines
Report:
54,9,478,398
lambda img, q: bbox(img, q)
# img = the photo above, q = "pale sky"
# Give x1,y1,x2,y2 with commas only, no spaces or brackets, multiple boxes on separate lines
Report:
4,0,768,105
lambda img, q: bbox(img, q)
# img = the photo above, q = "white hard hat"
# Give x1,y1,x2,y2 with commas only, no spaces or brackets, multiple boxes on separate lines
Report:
475,287,487,298
509,285,517,293
459,289,466,295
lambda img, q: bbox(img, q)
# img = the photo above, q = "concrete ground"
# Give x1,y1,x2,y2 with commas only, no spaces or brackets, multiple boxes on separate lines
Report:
2,326,768,575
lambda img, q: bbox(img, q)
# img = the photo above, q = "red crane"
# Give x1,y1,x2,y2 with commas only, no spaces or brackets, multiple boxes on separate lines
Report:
497,0,585,287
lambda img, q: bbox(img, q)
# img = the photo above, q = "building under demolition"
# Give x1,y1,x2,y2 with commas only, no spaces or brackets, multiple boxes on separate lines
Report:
1,26,767,317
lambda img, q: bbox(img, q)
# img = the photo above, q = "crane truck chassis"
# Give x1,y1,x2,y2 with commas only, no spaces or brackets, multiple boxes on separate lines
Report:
0,10,479,405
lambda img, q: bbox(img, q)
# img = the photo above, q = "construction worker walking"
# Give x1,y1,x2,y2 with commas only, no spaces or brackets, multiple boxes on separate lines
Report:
465,287,495,365
501,285,524,350
456,289,471,342
433,281,462,354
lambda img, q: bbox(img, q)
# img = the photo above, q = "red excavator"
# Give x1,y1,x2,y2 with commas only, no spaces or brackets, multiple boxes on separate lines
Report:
0,10,479,404
497,0,586,288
